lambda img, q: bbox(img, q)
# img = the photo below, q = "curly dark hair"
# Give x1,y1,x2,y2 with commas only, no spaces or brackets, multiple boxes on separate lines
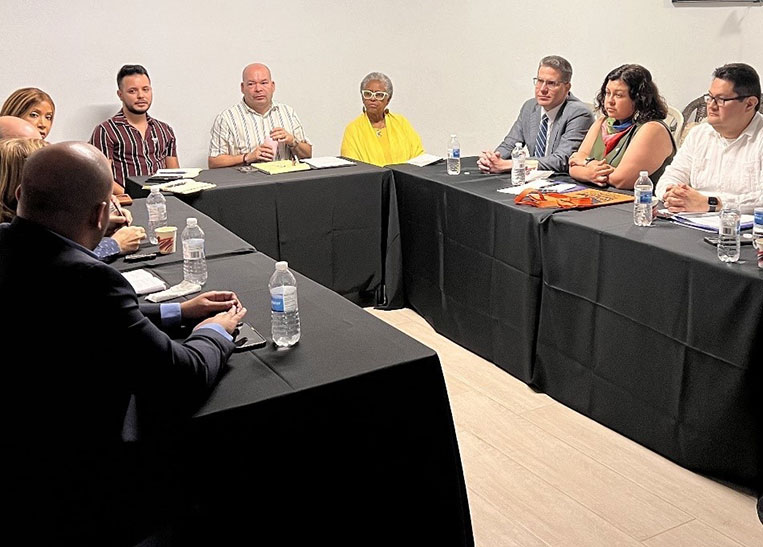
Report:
595,64,668,123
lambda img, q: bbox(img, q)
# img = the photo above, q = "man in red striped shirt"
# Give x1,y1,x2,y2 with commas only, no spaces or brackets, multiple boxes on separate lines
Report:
90,64,179,189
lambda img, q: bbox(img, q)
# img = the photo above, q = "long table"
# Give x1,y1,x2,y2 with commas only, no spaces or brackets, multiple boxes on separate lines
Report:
535,203,763,487
389,158,762,489
112,196,256,272
146,252,473,545
126,163,402,307
390,157,556,382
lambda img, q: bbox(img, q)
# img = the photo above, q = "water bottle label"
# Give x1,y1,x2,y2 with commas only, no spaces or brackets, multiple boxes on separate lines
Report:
183,240,204,260
448,148,460,159
148,205,166,222
270,289,297,312
638,191,652,204
755,209,763,225
271,293,285,312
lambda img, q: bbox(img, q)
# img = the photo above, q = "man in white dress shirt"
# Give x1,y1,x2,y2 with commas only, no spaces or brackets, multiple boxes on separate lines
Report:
657,63,762,213
208,63,312,168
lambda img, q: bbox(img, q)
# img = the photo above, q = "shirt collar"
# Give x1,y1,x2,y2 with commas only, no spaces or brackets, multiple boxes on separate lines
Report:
542,101,564,123
241,99,279,117
113,109,154,126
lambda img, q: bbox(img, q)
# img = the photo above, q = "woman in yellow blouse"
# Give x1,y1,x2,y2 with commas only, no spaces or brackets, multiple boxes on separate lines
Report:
341,72,424,166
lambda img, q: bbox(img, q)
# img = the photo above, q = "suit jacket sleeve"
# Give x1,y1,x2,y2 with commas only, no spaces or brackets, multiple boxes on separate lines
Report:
495,99,535,159
93,262,234,397
536,100,595,173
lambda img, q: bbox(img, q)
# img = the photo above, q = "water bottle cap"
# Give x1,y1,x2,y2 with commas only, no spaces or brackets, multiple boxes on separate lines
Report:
150,186,160,192
639,171,648,177
450,134,456,138
275,261,288,270
186,217,197,226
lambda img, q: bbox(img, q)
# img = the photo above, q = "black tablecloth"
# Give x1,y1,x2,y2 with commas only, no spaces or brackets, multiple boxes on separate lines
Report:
535,203,763,486
147,252,472,545
390,157,557,382
127,164,402,307
112,196,255,272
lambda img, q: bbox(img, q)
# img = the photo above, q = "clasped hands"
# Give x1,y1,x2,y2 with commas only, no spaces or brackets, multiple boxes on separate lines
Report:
183,291,248,335
246,127,295,162
661,183,709,213
477,151,512,174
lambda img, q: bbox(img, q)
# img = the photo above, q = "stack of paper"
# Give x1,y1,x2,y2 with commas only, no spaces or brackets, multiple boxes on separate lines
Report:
154,168,203,178
302,157,355,169
407,153,442,167
672,212,754,232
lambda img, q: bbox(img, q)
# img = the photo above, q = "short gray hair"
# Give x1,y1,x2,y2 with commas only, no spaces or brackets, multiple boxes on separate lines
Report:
539,55,573,83
360,72,394,100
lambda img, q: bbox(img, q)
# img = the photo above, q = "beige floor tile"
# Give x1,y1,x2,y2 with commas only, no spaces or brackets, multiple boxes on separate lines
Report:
643,520,744,547
523,404,763,546
390,320,553,414
453,391,691,540
460,431,640,546
468,488,550,547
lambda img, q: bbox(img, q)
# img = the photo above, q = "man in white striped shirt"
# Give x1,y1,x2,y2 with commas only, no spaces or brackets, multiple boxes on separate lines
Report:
208,63,312,168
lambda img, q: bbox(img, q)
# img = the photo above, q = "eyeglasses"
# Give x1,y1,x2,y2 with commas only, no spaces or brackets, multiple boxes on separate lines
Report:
362,90,389,101
703,93,750,107
533,78,566,89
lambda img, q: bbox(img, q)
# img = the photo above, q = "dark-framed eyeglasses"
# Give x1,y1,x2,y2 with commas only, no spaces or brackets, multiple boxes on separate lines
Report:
533,78,566,89
703,93,750,107
362,90,389,101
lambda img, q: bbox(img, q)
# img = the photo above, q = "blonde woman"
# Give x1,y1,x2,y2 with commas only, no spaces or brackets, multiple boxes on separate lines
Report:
0,138,48,223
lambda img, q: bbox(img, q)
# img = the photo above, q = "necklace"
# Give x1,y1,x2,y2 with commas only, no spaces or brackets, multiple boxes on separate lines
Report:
375,128,383,137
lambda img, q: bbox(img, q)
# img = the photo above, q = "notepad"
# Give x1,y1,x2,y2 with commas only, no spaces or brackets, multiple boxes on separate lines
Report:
254,160,311,175
122,269,168,295
142,179,216,194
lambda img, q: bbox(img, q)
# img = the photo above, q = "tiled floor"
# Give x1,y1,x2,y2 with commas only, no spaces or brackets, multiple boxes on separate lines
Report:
366,307,763,547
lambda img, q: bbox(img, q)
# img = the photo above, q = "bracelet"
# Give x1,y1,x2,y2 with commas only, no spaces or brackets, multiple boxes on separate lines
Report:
242,152,249,164
584,157,595,165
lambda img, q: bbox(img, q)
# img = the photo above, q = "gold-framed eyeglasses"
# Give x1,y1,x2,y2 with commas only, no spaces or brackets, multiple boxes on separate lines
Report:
533,78,566,89
362,90,389,101
703,93,749,107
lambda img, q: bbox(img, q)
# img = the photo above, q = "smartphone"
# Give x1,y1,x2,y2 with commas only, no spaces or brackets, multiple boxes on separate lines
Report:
233,322,267,351
703,233,754,246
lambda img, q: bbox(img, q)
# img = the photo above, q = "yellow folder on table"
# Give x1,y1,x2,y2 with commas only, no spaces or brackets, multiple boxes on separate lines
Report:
254,160,311,175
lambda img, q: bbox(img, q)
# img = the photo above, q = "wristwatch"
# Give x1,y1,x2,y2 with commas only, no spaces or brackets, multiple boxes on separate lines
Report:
708,196,719,212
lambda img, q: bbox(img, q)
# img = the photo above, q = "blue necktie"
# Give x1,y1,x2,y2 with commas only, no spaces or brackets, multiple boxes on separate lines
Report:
535,113,548,157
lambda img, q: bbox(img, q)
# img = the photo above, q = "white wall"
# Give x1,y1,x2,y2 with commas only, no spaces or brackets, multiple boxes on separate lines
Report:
1,0,761,165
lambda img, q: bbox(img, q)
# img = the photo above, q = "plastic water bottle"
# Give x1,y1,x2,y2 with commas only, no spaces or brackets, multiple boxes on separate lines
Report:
447,135,461,175
146,187,167,244
753,196,763,240
718,199,741,263
633,171,654,226
182,218,207,285
511,143,526,186
269,261,301,347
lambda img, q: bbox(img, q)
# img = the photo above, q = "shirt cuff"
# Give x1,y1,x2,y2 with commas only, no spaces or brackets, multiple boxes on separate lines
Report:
160,303,182,328
94,237,121,262
196,323,233,341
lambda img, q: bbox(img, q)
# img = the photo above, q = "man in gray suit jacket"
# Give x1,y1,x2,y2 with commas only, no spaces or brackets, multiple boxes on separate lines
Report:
479,55,594,174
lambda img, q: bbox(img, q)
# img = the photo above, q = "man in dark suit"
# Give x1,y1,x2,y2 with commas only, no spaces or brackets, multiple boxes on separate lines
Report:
478,55,594,174
0,141,246,546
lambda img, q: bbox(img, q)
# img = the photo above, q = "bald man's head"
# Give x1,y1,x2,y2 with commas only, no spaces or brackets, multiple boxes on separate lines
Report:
17,142,113,247
0,116,39,139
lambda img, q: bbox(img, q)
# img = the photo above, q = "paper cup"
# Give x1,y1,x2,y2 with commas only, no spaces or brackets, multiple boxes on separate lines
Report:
156,226,177,254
